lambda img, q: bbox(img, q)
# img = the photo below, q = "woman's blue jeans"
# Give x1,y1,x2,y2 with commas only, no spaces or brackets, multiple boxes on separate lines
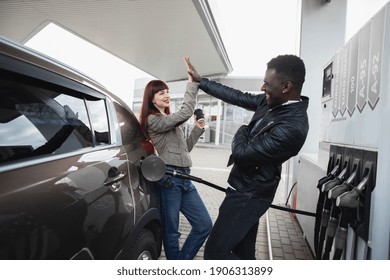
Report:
157,170,212,260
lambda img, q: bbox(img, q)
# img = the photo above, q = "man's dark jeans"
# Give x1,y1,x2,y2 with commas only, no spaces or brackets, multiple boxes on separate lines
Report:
204,189,271,259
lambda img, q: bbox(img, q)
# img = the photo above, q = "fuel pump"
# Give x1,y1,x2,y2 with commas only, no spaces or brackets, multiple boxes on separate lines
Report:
296,1,389,259
337,159,376,249
316,158,349,259
328,171,357,259
313,163,339,258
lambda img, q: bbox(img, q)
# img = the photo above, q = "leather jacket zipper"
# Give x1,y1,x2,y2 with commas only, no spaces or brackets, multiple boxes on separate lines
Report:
252,120,275,139
250,106,279,140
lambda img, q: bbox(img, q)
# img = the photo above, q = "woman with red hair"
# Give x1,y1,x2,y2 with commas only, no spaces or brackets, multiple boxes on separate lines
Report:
139,60,212,260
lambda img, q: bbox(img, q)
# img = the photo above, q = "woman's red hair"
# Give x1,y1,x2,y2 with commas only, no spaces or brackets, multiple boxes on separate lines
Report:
139,80,170,138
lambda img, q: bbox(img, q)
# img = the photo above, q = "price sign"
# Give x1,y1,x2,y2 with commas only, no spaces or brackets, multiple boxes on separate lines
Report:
332,52,341,118
340,43,349,116
356,23,370,113
347,35,358,117
368,7,385,110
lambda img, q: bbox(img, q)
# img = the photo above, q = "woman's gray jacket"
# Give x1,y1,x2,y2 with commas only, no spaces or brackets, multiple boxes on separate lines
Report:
147,82,204,168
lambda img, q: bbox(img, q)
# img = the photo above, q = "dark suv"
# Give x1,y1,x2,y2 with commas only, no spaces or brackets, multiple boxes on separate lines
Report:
0,36,162,260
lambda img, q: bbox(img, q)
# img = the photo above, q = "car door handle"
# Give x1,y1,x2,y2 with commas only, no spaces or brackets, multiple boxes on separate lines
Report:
104,167,127,186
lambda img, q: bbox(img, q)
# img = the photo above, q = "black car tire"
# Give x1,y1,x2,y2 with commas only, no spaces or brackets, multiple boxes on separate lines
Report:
125,229,158,260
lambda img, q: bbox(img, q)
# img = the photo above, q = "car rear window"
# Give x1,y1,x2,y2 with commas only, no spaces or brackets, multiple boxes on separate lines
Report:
0,77,110,164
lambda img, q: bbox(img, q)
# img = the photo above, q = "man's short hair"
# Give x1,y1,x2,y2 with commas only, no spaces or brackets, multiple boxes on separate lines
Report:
267,55,306,91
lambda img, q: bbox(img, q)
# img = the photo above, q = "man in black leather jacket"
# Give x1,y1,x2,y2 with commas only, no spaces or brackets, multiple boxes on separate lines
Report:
185,55,309,259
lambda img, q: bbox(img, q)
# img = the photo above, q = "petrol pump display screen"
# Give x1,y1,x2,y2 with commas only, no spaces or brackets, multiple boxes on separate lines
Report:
322,62,333,98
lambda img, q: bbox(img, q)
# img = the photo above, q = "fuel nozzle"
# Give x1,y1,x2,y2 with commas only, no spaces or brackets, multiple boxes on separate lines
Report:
336,175,369,208
316,165,339,192
328,170,357,199
322,166,348,193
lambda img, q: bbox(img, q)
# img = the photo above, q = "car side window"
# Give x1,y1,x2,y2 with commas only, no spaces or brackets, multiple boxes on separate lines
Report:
0,77,109,164
114,102,144,146
86,99,110,145
113,102,154,161
54,94,110,146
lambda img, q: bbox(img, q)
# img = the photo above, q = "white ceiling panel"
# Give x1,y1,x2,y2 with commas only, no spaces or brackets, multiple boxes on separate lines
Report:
0,0,232,81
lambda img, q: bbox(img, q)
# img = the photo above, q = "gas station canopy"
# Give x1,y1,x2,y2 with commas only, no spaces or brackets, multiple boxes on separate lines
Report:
0,0,232,81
